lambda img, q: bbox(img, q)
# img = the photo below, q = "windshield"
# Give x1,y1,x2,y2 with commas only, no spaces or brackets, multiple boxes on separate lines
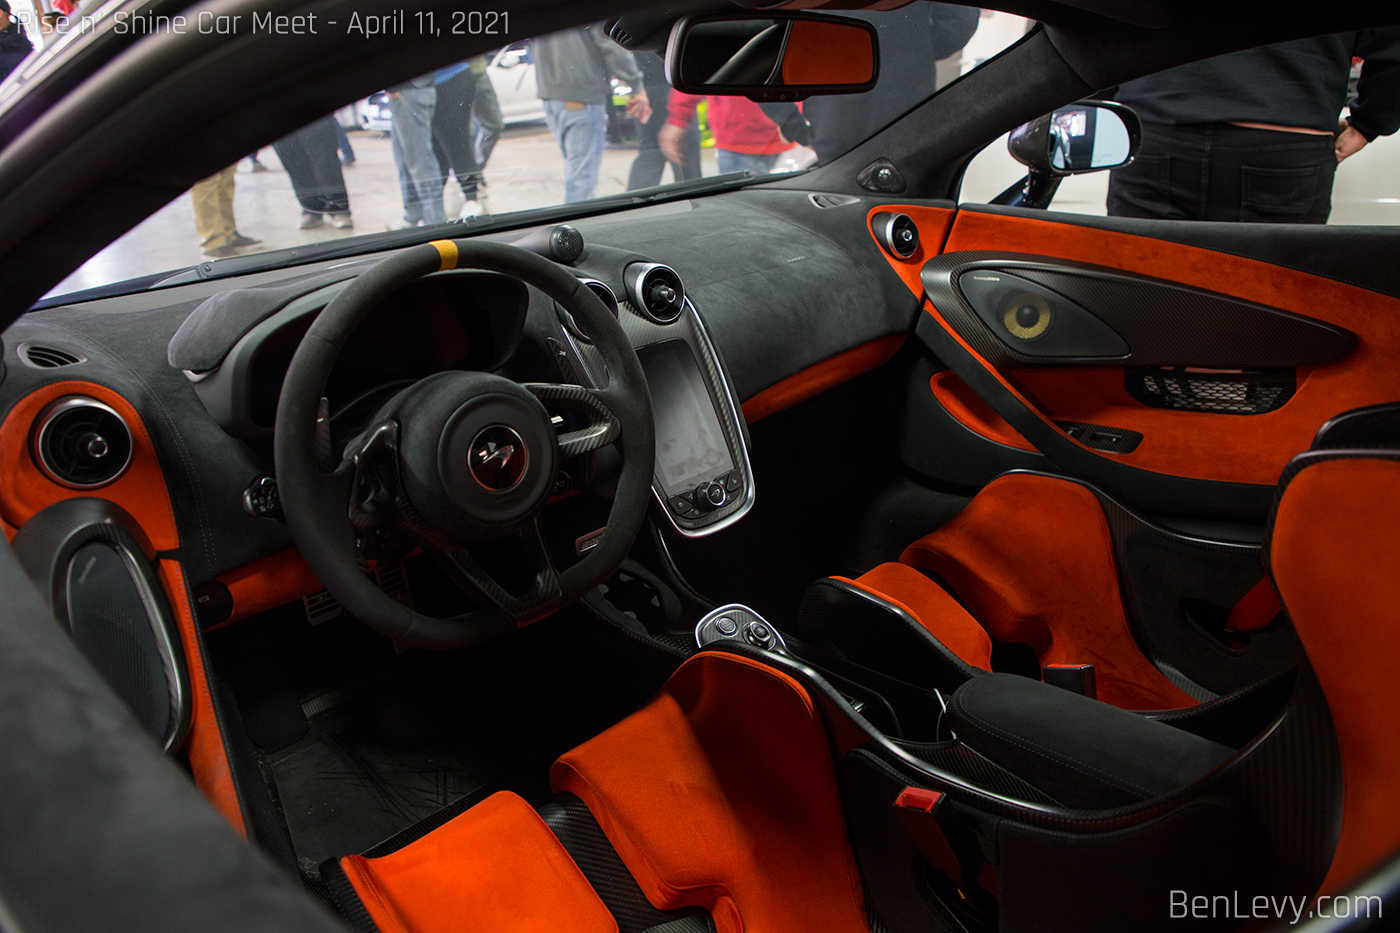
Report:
30,6,1029,299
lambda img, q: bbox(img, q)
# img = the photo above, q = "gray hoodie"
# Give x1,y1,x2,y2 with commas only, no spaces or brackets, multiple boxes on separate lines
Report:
529,24,642,105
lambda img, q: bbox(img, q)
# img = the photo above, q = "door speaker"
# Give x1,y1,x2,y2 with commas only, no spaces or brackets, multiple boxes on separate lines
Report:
1001,292,1053,341
957,269,1129,359
11,498,190,752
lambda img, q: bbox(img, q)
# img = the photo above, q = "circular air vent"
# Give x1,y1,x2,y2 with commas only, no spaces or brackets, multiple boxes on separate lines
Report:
557,279,619,343
625,263,686,324
872,212,919,260
32,397,134,489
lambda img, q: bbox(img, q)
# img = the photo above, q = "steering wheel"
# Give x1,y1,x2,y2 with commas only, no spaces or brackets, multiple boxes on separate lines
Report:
274,239,655,649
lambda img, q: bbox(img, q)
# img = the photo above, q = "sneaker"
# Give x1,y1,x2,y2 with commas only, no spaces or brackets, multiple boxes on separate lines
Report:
228,233,262,248
201,244,244,259
457,199,485,220
299,212,324,230
388,218,422,230
329,212,354,229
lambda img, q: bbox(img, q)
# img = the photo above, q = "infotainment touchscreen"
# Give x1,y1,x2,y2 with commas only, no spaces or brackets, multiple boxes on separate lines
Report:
637,340,735,496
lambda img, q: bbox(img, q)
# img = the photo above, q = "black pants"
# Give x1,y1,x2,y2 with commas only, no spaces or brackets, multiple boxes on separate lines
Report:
432,68,481,200
627,53,701,191
1106,122,1337,224
272,117,350,214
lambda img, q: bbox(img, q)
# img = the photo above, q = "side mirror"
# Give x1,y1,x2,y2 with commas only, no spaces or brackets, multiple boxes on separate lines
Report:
664,12,879,102
993,101,1142,210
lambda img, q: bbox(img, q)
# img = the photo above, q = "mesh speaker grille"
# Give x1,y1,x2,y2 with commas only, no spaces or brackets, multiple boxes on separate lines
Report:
1126,367,1296,415
66,542,172,741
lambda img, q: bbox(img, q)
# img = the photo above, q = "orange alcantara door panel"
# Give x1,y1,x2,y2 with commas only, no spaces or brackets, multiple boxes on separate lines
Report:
0,382,247,836
936,212,1400,487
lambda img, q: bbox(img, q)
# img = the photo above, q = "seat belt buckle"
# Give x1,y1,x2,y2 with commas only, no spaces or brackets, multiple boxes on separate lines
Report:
1043,663,1097,699
894,787,962,880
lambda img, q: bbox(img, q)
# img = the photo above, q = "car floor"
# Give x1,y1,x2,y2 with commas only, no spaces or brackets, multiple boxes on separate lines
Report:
207,583,675,872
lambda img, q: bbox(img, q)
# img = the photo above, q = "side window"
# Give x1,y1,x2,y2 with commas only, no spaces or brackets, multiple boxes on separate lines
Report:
960,35,1400,225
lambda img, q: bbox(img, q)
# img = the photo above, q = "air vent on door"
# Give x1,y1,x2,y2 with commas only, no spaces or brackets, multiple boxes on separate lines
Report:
625,263,686,324
31,396,134,488
19,343,85,368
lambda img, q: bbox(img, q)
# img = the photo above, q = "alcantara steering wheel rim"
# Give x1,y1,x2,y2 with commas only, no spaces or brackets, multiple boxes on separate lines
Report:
273,238,655,649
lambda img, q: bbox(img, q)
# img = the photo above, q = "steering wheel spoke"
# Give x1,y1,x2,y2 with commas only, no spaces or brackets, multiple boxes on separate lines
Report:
524,383,622,459
343,420,401,531
439,520,564,625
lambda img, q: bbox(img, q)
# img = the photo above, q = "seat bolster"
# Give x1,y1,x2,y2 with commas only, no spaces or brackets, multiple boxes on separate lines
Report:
550,651,871,933
793,563,990,691
337,791,617,933
900,472,1196,711
1269,451,1400,894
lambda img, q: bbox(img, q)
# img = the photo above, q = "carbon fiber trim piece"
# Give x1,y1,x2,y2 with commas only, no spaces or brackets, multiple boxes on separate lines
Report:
922,252,1354,369
539,795,712,933
890,740,1061,806
317,858,382,933
569,295,754,538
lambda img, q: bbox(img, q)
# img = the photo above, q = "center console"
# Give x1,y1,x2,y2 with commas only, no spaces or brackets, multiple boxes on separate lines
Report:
559,260,755,537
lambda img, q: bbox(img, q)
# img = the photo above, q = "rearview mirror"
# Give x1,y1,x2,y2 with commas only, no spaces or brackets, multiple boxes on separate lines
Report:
1008,101,1142,175
665,13,879,102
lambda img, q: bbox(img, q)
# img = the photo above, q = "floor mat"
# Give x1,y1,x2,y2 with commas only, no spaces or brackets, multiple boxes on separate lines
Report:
209,589,673,871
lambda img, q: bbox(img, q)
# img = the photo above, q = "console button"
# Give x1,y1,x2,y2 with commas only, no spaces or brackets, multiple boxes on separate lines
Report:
668,494,697,516
745,620,775,648
693,481,727,511
724,471,743,494
715,616,739,636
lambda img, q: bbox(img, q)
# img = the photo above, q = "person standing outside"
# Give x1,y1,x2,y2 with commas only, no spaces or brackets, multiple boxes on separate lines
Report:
0,0,34,82
388,74,446,228
430,60,488,218
1108,30,1400,223
190,165,260,259
628,52,700,190
472,53,504,172
530,25,650,203
272,116,353,230
660,93,792,176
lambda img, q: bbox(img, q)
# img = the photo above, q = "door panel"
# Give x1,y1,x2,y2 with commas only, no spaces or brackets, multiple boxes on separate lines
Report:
904,206,1400,513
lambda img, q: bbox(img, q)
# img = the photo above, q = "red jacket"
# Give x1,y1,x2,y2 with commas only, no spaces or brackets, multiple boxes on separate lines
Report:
668,92,790,155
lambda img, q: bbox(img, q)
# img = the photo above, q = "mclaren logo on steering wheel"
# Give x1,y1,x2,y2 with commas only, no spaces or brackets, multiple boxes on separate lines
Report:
469,425,528,492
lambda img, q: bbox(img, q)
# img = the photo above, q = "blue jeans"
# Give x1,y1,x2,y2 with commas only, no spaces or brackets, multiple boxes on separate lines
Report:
543,100,608,203
389,86,446,226
716,149,778,176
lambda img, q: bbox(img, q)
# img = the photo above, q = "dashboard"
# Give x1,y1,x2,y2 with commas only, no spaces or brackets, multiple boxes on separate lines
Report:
0,188,918,599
